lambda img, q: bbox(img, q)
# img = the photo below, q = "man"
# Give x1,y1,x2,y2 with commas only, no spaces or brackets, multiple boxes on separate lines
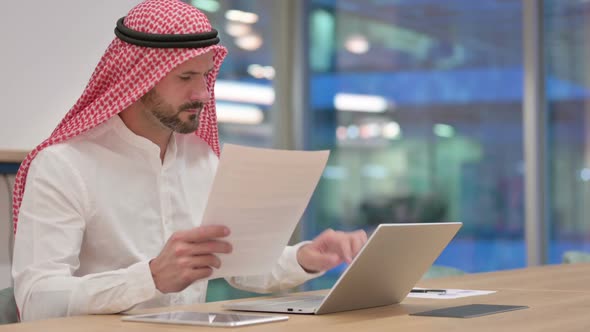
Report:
11,0,367,322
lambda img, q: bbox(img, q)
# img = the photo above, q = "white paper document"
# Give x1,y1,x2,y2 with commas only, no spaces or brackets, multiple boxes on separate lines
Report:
201,144,330,279
408,288,496,299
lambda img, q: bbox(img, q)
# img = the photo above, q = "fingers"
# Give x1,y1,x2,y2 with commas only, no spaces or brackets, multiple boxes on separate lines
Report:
153,226,232,293
322,229,368,264
178,254,222,269
314,253,340,271
175,225,230,243
299,246,340,272
181,267,214,284
173,240,233,257
337,236,353,263
350,230,368,258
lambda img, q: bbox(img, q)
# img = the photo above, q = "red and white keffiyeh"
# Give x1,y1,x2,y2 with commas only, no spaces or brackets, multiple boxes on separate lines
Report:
12,0,227,234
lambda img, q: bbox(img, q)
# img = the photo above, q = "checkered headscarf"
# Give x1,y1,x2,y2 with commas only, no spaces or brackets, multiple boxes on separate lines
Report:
12,0,227,234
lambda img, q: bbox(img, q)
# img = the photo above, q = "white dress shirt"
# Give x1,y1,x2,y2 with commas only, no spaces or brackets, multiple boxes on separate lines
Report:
12,115,319,321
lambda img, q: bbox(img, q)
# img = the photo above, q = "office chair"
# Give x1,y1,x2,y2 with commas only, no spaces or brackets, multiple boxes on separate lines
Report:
1,176,17,324
0,287,18,324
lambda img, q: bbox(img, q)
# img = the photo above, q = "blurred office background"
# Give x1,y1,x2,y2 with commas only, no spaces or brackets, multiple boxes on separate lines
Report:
181,0,590,299
1,0,589,301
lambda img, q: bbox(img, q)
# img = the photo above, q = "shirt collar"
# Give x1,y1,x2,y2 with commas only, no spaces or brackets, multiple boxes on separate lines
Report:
110,115,178,166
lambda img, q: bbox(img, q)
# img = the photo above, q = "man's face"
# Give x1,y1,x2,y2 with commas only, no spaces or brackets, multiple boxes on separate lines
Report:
141,51,215,134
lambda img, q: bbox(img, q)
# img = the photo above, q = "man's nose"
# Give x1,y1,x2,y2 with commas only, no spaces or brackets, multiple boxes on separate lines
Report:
189,76,210,102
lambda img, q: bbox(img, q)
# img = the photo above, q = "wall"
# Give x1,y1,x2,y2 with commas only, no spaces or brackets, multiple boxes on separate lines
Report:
0,0,141,151
0,0,141,288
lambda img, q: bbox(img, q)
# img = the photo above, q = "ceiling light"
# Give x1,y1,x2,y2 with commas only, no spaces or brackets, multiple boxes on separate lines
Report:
225,9,259,24
215,80,274,105
334,93,388,113
225,22,252,37
247,64,275,80
216,102,264,125
360,123,381,139
382,122,401,139
336,126,348,141
347,125,359,139
235,34,263,51
345,34,370,54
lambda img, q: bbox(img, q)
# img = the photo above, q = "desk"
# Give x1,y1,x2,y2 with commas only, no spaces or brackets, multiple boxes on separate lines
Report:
0,150,26,173
0,151,27,164
3,263,590,332
419,262,590,293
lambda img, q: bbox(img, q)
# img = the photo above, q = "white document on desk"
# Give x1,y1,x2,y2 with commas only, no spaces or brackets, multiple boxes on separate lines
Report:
201,144,330,279
408,288,496,299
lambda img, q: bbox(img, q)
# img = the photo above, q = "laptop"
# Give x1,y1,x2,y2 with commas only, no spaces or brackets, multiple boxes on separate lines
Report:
223,222,462,315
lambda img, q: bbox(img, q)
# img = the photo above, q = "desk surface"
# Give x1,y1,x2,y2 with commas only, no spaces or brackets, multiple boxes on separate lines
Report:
3,263,590,332
0,150,28,163
419,262,590,293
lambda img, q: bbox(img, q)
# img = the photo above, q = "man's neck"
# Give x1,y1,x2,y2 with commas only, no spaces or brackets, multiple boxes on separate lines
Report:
118,109,172,163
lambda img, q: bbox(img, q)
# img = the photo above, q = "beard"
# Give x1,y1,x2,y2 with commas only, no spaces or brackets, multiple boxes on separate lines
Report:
141,89,204,134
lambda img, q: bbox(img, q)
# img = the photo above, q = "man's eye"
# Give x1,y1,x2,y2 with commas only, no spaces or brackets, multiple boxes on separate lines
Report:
179,76,191,81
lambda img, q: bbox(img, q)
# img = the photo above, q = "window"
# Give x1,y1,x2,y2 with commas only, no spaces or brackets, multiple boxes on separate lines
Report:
545,0,590,262
304,0,526,289
185,0,276,301
188,0,275,147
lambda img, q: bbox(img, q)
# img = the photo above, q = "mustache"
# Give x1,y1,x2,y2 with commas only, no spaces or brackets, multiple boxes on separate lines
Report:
178,101,204,112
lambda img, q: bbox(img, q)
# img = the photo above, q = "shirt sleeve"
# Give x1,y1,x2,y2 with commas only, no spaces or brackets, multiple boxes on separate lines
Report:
11,149,159,322
225,241,325,293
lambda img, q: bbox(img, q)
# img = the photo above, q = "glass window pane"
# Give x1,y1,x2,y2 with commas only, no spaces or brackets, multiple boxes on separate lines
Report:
545,0,590,263
304,0,525,290
184,0,275,300
187,0,275,148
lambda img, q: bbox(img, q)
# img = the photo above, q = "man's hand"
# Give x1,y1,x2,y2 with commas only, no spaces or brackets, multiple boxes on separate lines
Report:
296,229,368,273
149,225,232,293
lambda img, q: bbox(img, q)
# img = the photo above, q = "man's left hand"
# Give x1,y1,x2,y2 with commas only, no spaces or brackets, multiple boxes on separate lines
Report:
296,229,368,273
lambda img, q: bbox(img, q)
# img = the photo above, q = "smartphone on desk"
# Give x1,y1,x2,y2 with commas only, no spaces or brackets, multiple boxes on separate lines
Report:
121,311,289,327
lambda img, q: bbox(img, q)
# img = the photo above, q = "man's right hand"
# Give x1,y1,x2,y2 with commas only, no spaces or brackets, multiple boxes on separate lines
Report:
149,225,232,293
